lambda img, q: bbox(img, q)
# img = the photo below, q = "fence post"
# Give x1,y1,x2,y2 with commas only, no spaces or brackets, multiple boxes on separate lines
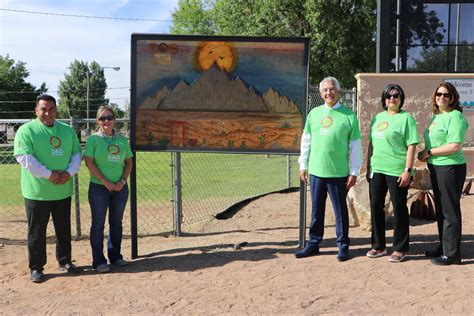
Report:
70,117,81,237
352,87,357,112
287,155,291,188
172,152,182,236
130,154,138,259
299,180,307,248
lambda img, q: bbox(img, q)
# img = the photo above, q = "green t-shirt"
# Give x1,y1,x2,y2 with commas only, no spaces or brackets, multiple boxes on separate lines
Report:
304,104,361,177
84,133,133,184
423,110,468,166
369,110,419,177
13,119,81,200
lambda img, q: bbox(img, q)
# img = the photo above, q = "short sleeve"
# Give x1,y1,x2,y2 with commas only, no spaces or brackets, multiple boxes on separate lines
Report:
13,125,33,156
368,115,376,142
83,136,96,158
405,115,420,145
123,137,133,159
447,112,468,144
303,111,312,134
349,114,361,141
72,129,81,155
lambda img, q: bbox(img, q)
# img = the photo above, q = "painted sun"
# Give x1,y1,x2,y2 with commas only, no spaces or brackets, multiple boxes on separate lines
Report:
197,42,236,72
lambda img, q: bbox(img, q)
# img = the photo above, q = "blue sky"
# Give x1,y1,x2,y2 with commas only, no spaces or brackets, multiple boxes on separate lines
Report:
0,0,180,110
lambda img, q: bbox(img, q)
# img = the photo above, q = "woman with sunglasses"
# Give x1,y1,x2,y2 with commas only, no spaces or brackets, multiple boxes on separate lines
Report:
84,106,133,273
366,84,419,263
418,82,468,266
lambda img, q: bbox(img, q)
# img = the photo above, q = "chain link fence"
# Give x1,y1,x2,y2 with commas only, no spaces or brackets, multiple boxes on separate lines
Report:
0,86,356,250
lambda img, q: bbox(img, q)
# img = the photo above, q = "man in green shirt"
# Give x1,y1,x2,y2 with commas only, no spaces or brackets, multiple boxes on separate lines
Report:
14,95,82,282
296,77,362,261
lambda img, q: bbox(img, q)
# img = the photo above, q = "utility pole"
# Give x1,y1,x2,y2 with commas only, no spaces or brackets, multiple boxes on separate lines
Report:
86,64,90,132
82,64,120,133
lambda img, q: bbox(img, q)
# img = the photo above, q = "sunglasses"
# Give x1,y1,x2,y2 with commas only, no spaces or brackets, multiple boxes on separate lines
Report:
435,92,451,98
98,115,114,122
385,93,400,99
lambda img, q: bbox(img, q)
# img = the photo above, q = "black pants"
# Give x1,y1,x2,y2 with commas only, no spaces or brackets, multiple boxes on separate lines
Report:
25,197,72,271
428,163,466,258
369,173,410,252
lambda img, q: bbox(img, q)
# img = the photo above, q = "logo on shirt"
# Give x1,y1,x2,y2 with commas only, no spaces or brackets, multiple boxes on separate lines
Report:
108,144,120,155
320,116,333,135
373,121,389,139
107,144,121,162
50,136,62,148
50,136,64,156
321,116,333,128
377,122,389,131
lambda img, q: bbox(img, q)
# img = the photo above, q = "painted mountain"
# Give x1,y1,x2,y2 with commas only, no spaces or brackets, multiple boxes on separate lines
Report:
140,64,300,114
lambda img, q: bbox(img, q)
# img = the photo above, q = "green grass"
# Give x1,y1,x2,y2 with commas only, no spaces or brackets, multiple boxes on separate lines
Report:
0,152,299,209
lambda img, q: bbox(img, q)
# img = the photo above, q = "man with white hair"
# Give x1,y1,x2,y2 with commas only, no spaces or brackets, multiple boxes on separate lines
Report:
296,77,362,261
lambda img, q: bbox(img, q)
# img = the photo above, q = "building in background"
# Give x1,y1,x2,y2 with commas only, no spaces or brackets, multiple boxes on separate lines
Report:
377,0,474,73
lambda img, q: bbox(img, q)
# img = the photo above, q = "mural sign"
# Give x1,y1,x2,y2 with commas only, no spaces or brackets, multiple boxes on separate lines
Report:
445,78,474,111
130,34,309,153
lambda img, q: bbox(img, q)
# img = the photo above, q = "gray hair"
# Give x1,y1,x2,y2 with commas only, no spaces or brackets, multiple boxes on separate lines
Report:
319,77,341,91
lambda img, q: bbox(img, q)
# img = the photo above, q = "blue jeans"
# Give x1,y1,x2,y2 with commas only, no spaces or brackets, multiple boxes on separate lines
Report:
308,175,350,251
88,182,128,268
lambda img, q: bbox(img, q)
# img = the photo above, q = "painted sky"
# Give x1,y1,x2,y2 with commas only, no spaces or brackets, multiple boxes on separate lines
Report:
136,39,308,110
0,0,180,110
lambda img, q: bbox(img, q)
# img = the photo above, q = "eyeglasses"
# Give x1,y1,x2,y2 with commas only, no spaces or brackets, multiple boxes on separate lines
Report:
435,92,451,98
98,115,114,122
385,93,400,99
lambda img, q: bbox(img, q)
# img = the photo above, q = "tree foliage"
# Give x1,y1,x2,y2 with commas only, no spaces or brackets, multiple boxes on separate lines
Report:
395,1,447,71
171,0,377,88
411,43,474,72
58,60,108,119
0,55,47,119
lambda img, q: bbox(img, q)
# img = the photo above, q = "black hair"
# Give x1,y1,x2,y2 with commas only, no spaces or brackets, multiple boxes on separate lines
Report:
381,84,405,111
36,94,57,106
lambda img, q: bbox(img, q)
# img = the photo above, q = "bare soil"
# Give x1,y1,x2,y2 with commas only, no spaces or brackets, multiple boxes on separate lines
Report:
1,192,473,314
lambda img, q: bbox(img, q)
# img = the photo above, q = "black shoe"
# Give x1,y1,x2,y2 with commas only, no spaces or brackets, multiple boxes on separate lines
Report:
425,248,443,258
58,262,79,273
111,259,128,267
295,245,319,258
337,249,350,262
30,270,44,283
431,255,461,266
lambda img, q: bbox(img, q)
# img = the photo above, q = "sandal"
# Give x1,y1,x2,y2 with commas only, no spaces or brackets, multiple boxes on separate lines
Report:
388,252,406,263
366,249,387,258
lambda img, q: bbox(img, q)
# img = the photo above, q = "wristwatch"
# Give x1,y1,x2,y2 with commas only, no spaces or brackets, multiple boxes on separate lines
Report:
120,178,127,185
404,167,412,172
427,150,432,157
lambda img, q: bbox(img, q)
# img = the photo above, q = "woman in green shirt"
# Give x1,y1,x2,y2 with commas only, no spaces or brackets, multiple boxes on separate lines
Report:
366,84,419,263
84,106,133,273
418,82,468,266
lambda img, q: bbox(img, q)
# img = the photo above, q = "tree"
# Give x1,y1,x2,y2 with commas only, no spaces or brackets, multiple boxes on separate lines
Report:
0,55,47,119
171,0,218,35
411,43,474,72
58,60,108,119
170,0,377,88
393,1,447,71
109,102,125,118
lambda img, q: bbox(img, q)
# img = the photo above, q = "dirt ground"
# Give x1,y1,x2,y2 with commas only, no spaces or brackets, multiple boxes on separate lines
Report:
1,191,473,314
